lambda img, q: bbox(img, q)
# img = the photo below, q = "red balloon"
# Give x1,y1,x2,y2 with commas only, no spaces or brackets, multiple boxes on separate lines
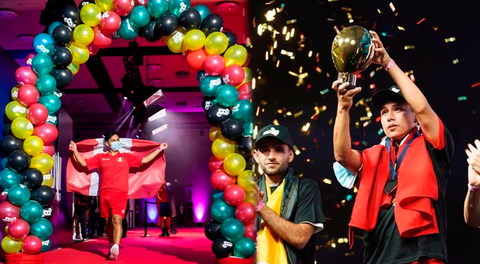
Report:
186,49,207,71
235,202,256,226
18,84,40,107
237,82,252,100
22,235,42,255
210,169,235,191
223,184,246,206
100,11,121,34
222,65,245,87
134,0,148,7
27,103,49,126
0,201,20,223
93,26,112,49
1,191,8,202
42,144,55,156
15,66,38,85
113,0,135,16
88,43,100,56
243,224,257,242
203,55,225,76
209,156,224,173
8,219,30,240
25,53,36,68
33,123,58,145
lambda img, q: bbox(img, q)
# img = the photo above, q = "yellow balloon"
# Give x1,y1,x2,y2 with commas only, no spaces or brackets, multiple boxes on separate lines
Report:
223,153,246,176
244,192,257,206
95,0,113,12
10,86,20,101
80,3,102,27
224,45,248,67
241,67,253,84
212,138,236,160
67,62,80,75
11,117,33,139
209,126,221,141
42,172,54,187
23,136,44,156
205,32,228,55
5,101,27,121
69,43,90,64
184,29,206,51
30,153,54,173
73,24,94,47
237,170,257,193
167,31,187,53
1,236,22,254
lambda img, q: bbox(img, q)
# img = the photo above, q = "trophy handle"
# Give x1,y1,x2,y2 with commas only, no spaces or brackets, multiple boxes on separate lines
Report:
337,72,357,90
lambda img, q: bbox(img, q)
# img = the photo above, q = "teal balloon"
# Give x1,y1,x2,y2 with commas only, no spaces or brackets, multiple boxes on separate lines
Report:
7,184,31,206
0,168,22,189
210,200,234,223
147,0,168,19
200,76,223,97
32,54,54,75
40,239,51,252
33,33,56,56
215,85,239,107
193,4,210,23
243,120,253,136
38,94,61,114
220,218,245,242
169,0,191,17
46,114,58,126
232,99,253,123
30,218,53,239
211,189,224,202
48,21,63,36
130,5,150,28
36,74,57,95
1,158,7,170
20,201,43,224
117,18,138,40
233,237,256,258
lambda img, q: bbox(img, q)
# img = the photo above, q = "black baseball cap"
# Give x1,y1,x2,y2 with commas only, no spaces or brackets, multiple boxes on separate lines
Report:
371,85,407,110
255,125,294,149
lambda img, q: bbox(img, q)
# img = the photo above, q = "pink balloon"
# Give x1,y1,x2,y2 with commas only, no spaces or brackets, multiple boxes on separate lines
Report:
113,0,135,16
1,191,8,202
88,43,100,56
42,144,55,156
222,65,245,87
25,53,36,68
8,219,30,240
100,11,121,34
27,103,49,126
18,84,40,107
0,201,20,223
210,169,236,191
22,235,42,255
33,123,58,145
15,66,38,85
237,82,252,100
134,0,148,7
243,224,257,242
93,26,112,49
186,49,207,71
235,202,256,226
209,156,224,173
203,55,225,76
224,184,246,206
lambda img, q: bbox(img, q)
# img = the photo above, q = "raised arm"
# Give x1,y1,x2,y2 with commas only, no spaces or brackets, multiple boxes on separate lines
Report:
464,140,480,227
141,143,168,164
332,80,362,173
69,140,86,167
370,31,440,145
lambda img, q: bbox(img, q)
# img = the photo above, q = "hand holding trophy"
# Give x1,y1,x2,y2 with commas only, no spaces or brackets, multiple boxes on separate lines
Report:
331,25,375,91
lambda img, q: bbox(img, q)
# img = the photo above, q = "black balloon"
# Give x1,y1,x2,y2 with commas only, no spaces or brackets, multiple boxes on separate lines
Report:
60,5,80,29
201,14,223,36
31,186,54,206
42,205,54,220
52,25,73,46
7,150,31,173
3,123,12,137
223,31,238,49
51,68,73,88
22,168,44,189
202,96,216,112
179,8,201,31
155,13,179,36
212,237,233,258
78,0,95,10
143,20,162,42
236,136,253,158
221,118,244,141
205,220,222,241
53,47,73,67
206,105,230,127
0,135,23,158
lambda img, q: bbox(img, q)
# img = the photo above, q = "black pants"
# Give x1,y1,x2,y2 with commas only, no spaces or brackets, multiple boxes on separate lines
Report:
75,204,88,238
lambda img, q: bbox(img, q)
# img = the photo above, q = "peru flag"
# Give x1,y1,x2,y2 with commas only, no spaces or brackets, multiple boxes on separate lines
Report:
66,138,166,199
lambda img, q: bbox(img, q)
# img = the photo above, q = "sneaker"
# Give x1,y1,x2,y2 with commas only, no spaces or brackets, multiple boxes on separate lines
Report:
109,244,119,260
82,238,89,242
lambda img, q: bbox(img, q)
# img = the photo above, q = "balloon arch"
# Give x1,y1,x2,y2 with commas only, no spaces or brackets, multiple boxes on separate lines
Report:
0,0,255,261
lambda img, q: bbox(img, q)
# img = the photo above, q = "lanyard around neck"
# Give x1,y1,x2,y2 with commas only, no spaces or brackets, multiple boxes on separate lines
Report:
385,131,420,181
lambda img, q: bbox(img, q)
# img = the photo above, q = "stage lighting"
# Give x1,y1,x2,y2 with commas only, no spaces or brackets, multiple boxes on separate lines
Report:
148,108,166,122
152,124,168,135
143,89,163,108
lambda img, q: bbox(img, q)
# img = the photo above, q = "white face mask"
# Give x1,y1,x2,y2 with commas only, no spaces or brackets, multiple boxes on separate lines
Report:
110,141,121,151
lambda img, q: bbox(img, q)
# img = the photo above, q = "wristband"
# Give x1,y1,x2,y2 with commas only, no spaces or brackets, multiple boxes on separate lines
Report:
384,59,395,71
468,184,480,192
254,200,265,212
158,145,163,151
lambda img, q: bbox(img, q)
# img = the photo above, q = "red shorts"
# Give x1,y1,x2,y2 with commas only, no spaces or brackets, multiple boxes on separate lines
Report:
410,258,444,264
99,190,128,219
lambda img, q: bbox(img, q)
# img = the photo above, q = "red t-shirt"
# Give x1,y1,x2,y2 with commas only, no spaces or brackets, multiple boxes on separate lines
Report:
85,152,142,193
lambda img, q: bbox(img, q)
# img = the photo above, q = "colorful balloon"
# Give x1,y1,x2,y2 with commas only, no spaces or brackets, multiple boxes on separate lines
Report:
38,94,62,114
147,0,168,19
27,103,49,126
5,101,27,121
22,235,42,255
235,202,255,226
220,218,244,242
113,0,134,16
222,64,245,87
233,237,256,258
199,75,223,97
0,168,22,190
205,32,228,55
99,11,121,34
130,5,150,28
79,3,101,27
33,33,56,56
31,53,54,76
117,17,138,40
208,156,223,173
93,26,112,49
185,48,207,71
168,0,191,17
36,74,57,95
211,138,235,160
210,169,236,191
42,145,55,157
215,85,239,107
243,224,257,242
30,154,54,173
237,170,256,193
223,184,246,206
18,84,40,107
11,117,34,139
184,29,206,51
41,172,54,187
30,218,53,239
8,184,31,206
7,150,31,173
1,236,22,254
33,123,58,145
223,153,246,176
210,200,234,223
20,201,43,224
68,42,90,64
0,201,20,223
223,45,248,67
23,136,44,157
167,31,187,53
232,99,253,123
8,219,30,240
15,66,38,85
193,4,210,23
96,0,114,12
203,55,225,76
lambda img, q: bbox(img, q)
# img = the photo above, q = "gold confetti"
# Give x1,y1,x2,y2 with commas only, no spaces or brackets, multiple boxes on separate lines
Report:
277,109,283,114
347,12,354,23
389,2,396,12
286,19,297,24
397,26,405,31
323,178,332,185
273,119,279,125
294,110,303,118
301,122,311,132
360,116,371,121
286,111,293,116
445,37,456,43
377,9,383,14
404,45,415,50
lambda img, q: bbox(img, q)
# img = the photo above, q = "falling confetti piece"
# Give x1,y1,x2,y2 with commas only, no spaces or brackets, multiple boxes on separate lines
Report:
416,18,426,25
294,110,303,118
452,58,459,65
404,45,416,50
471,82,480,88
286,19,297,24
389,2,396,12
457,96,467,101
444,37,456,43
397,26,405,31
377,128,384,135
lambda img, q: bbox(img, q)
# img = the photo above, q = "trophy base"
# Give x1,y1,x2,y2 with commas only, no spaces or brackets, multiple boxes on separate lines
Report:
337,73,357,90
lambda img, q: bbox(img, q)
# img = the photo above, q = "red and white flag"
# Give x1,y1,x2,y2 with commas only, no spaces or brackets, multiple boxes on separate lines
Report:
66,138,166,199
